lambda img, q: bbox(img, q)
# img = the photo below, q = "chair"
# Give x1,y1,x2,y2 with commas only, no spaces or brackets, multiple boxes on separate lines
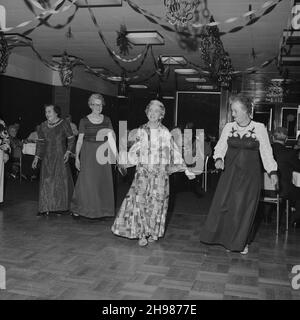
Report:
260,172,289,234
201,155,209,192
201,156,218,192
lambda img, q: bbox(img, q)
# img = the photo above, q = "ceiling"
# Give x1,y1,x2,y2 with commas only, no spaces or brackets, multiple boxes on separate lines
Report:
1,0,296,96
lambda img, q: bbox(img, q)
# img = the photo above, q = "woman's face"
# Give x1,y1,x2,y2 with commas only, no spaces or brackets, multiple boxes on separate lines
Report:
89,98,103,114
147,104,162,122
45,105,58,122
8,127,17,138
231,101,250,125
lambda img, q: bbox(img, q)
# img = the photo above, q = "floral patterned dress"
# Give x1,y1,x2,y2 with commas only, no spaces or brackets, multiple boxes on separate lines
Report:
111,122,186,240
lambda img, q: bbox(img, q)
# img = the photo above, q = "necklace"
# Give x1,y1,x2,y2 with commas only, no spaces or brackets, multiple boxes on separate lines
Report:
47,118,62,128
236,120,251,130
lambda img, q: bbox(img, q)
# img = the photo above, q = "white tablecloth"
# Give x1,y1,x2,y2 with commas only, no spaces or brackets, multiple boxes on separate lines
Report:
292,171,300,187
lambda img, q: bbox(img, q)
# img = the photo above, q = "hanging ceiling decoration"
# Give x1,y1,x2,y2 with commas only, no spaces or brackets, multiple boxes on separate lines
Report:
0,33,9,73
0,33,32,73
163,0,202,26
176,2,234,88
52,51,83,86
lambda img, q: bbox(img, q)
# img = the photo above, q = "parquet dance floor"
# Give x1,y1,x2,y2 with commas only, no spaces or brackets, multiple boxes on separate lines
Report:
0,178,299,300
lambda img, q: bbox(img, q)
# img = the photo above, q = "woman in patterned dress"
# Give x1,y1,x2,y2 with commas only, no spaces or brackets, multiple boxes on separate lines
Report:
71,93,116,219
32,104,75,215
199,94,278,254
112,100,195,246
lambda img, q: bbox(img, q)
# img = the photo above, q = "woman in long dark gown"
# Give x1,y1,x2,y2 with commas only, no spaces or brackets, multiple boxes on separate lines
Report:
71,93,116,219
32,104,75,215
199,94,278,254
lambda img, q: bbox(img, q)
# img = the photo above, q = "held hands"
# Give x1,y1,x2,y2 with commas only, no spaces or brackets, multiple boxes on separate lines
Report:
117,163,127,176
215,159,224,170
185,169,196,180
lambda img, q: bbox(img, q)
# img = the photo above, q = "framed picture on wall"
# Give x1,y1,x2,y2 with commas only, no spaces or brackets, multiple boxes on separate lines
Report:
281,107,298,140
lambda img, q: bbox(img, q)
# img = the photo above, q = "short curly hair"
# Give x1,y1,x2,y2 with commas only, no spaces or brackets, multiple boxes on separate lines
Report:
145,100,165,120
229,94,253,115
88,93,105,106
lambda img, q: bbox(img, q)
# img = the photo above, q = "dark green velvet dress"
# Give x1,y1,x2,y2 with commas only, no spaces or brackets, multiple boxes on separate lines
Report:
36,119,75,213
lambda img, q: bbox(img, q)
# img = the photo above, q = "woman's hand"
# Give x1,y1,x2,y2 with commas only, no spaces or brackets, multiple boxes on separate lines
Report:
63,151,70,163
3,153,9,164
215,159,224,170
185,169,196,180
0,143,9,151
117,163,127,176
75,157,80,171
32,157,39,169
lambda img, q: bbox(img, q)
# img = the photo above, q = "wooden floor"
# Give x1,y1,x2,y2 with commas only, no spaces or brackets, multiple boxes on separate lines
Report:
0,177,299,300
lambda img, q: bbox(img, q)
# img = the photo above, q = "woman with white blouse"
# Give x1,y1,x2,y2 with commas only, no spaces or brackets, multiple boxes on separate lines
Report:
199,94,278,254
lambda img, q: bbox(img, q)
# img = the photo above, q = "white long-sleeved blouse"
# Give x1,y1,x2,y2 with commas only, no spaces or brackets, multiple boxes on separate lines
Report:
213,121,277,174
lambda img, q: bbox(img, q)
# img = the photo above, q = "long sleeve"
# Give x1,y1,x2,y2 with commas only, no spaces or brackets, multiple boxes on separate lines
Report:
169,132,187,174
35,123,46,160
257,123,277,174
63,120,75,154
213,123,231,161
125,128,142,167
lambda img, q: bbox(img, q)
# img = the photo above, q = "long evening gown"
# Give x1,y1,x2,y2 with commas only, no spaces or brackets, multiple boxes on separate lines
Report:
199,121,277,252
111,123,186,240
71,116,115,218
36,119,75,213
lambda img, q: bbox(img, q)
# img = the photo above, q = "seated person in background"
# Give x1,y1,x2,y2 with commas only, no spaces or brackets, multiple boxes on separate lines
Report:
26,125,39,143
7,125,23,179
272,127,300,227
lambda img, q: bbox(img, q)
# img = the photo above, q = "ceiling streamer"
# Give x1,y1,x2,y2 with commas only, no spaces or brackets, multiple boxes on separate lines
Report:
125,0,284,38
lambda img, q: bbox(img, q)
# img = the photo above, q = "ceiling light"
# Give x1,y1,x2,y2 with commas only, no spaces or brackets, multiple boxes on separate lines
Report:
71,0,123,7
107,76,123,81
126,31,164,45
185,77,207,83
162,96,175,100
129,84,148,89
174,68,198,75
160,56,187,65
196,85,216,90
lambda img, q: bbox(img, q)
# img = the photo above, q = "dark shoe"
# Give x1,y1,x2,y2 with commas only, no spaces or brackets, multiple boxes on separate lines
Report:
36,211,49,216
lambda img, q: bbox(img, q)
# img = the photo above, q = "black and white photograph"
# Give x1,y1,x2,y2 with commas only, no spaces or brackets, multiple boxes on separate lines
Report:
0,0,300,305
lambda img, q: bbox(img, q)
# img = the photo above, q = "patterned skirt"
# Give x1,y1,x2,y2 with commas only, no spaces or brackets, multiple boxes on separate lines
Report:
111,166,169,239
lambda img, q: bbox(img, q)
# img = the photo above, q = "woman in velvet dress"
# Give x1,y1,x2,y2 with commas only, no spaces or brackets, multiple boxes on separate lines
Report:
32,105,75,215
199,94,278,254
71,93,116,219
